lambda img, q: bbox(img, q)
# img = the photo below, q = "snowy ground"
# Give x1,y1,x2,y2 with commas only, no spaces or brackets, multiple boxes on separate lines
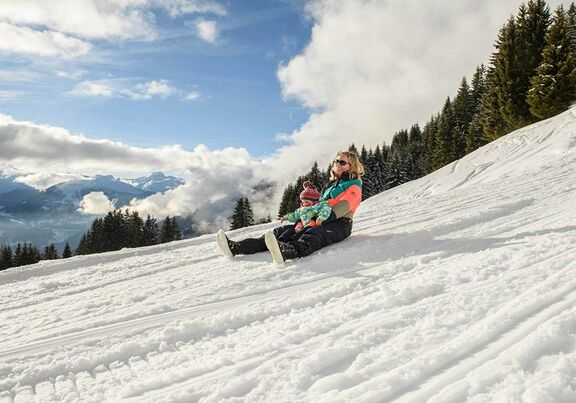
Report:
1,108,576,402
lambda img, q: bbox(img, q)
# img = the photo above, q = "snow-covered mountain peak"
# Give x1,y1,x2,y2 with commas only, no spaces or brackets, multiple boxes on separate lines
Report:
126,171,185,193
0,175,34,194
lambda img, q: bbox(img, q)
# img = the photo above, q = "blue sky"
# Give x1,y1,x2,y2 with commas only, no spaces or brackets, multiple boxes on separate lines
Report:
0,0,311,156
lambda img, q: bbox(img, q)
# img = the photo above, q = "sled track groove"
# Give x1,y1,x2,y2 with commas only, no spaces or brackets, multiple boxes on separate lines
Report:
375,263,576,403
0,259,399,361
0,255,218,315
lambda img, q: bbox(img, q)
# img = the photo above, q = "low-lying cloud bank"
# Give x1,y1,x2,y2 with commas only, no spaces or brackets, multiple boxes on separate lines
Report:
78,192,117,215
0,114,274,227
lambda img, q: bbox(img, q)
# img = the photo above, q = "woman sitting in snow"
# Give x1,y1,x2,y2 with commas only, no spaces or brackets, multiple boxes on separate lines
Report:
217,151,364,263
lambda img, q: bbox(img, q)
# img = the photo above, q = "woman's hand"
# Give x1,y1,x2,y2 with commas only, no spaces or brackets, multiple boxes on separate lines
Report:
294,222,304,232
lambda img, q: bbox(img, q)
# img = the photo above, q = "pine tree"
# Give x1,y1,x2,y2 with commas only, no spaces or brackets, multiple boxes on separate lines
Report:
43,244,59,260
406,124,426,180
76,234,89,255
17,243,41,266
433,98,457,169
482,3,551,139
0,245,13,270
159,215,174,243
452,78,474,159
62,242,72,258
143,215,159,246
480,67,510,141
230,197,254,230
278,183,294,218
568,3,576,52
171,216,182,241
515,0,552,124
467,65,488,153
230,199,245,230
127,211,145,247
101,211,124,252
424,114,440,173
87,217,104,254
385,154,405,189
371,145,387,193
491,17,522,132
305,162,325,190
243,198,255,227
391,129,409,156
528,5,576,119
323,164,332,183
348,144,359,155
13,244,23,267
360,147,376,198
29,243,42,264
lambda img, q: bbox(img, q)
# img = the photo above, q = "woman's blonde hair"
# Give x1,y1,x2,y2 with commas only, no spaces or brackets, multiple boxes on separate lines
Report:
331,151,364,181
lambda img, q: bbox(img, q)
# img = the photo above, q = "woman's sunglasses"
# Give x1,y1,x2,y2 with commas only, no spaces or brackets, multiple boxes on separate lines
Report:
333,159,350,166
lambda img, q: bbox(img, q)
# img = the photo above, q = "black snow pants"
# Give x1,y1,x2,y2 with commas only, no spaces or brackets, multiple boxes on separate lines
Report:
234,218,353,258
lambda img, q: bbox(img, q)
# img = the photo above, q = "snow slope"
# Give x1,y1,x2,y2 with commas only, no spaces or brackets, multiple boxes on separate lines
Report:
1,108,576,402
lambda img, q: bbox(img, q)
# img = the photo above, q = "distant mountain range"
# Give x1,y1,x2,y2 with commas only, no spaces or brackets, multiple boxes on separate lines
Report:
125,171,184,194
0,172,184,249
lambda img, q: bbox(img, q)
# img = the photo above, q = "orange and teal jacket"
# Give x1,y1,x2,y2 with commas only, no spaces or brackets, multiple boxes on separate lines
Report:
321,173,362,222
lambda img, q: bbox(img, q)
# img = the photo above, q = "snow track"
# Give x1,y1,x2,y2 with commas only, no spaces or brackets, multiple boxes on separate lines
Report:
1,108,576,401
0,258,392,361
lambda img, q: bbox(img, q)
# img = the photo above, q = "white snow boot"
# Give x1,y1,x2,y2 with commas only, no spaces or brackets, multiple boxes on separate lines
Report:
264,231,285,264
216,229,234,258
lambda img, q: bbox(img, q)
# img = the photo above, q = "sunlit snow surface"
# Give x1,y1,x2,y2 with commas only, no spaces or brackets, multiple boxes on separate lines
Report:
1,108,576,402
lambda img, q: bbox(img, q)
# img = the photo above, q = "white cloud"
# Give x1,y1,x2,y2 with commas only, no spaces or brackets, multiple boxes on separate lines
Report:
195,19,219,44
165,0,227,17
270,0,571,185
184,90,201,101
77,192,117,215
0,114,173,173
0,0,226,58
0,90,29,100
134,80,178,99
15,172,86,190
55,69,88,80
71,80,116,97
69,79,185,100
0,115,272,227
0,69,42,82
0,22,91,58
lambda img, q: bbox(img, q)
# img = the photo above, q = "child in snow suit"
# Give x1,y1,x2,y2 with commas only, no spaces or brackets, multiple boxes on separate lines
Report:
281,181,333,231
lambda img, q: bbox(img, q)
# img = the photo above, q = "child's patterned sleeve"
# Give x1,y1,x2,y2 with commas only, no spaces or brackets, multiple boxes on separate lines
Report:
282,209,301,223
316,200,333,222
298,205,317,227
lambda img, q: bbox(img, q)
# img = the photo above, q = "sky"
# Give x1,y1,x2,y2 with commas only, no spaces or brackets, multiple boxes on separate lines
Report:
0,0,311,155
0,0,572,224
